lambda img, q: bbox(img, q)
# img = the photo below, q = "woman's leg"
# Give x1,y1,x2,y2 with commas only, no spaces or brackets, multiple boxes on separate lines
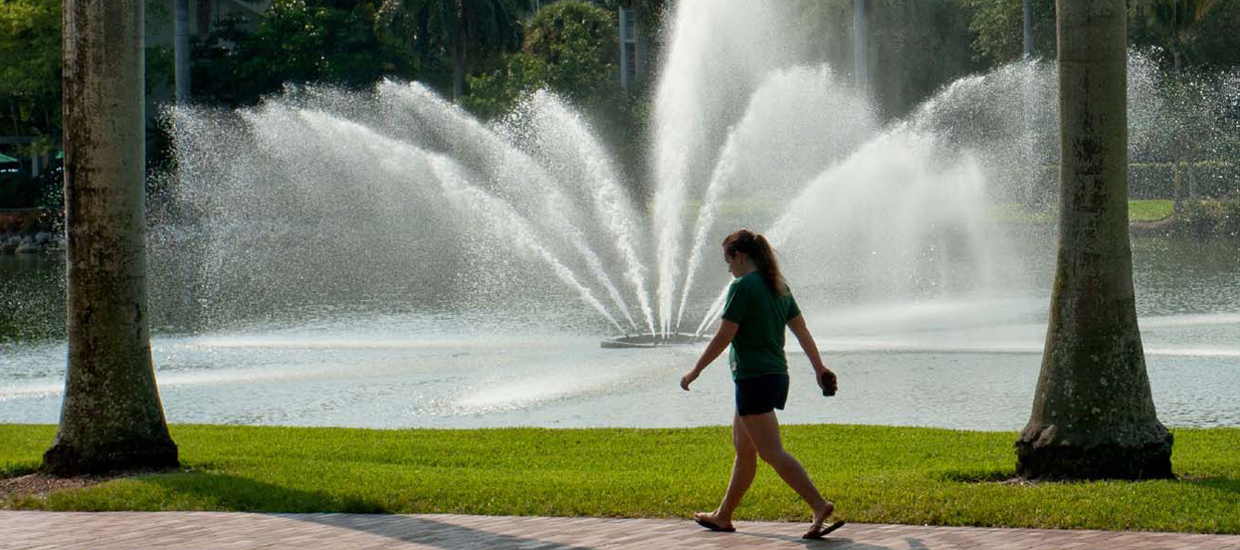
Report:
738,411,833,531
718,414,759,521
697,414,758,529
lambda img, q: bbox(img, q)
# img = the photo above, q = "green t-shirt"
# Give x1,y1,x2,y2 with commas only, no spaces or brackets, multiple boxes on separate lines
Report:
721,271,802,381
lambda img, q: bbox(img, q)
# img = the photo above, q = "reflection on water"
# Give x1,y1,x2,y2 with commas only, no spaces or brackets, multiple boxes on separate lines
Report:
1,237,1238,430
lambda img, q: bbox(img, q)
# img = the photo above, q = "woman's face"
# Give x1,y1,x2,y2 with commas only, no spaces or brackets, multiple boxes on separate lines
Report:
723,247,746,278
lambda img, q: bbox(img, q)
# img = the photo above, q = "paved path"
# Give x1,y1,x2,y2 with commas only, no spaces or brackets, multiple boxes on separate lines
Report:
3,512,1240,549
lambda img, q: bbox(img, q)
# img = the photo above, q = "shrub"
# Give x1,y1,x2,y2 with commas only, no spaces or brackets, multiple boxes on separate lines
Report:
1219,193,1240,237
464,1,619,119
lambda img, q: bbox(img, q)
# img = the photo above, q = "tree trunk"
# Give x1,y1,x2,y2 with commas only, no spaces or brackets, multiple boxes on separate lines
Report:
174,0,191,104
44,0,178,476
853,0,867,91
450,0,466,102
1015,0,1173,480
7,98,19,136
1171,35,1183,73
1023,0,1033,58
1173,159,1191,212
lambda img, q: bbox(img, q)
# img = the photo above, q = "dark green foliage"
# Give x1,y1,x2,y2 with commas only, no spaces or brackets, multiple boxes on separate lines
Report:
956,0,1055,64
1136,0,1224,71
194,0,416,107
866,0,986,118
1176,0,1240,69
462,1,651,188
464,1,619,118
377,0,531,100
790,0,986,119
1174,197,1240,237
1219,193,1240,236
1177,198,1222,236
0,0,61,157
0,163,61,215
1124,161,1239,199
956,0,1240,73
602,0,666,39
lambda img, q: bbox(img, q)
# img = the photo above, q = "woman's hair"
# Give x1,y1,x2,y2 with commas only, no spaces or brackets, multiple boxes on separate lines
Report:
722,229,788,295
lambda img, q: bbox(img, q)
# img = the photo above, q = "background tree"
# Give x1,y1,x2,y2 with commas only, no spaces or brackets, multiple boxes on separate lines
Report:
464,1,618,118
1170,0,1240,69
1140,0,1223,72
174,0,190,103
1015,0,1173,480
44,0,179,475
866,0,983,118
957,0,1055,65
788,0,983,119
195,0,414,107
378,0,529,102
0,0,61,157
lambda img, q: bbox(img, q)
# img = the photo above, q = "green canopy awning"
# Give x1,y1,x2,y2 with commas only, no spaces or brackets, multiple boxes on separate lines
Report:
0,153,18,164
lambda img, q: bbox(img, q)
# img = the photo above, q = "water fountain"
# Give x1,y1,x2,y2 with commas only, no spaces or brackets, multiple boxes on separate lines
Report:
156,0,1238,349
3,0,1236,429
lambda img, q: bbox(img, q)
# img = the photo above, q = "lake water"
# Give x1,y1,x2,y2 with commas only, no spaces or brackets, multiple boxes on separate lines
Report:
2,236,1237,431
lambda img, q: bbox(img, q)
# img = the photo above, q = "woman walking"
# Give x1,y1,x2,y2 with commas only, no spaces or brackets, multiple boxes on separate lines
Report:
680,229,843,540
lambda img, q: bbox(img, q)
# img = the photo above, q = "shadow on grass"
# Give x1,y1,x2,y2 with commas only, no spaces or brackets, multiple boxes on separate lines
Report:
0,465,39,479
141,471,387,513
938,468,1240,502
1182,476,1240,497
932,469,1015,483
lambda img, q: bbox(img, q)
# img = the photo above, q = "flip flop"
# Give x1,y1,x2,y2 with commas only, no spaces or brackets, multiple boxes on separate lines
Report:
693,514,736,533
802,520,846,540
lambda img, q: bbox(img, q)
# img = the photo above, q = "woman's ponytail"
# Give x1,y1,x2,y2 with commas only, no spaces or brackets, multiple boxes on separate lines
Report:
722,229,788,295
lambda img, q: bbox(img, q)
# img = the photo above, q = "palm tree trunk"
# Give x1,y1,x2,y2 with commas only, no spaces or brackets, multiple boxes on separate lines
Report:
1023,0,1033,58
451,0,466,102
44,0,178,476
7,97,19,136
1015,0,1173,480
853,0,867,90
174,0,191,104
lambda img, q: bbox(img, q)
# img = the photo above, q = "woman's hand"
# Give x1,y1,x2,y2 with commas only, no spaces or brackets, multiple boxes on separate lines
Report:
680,368,701,391
816,366,838,396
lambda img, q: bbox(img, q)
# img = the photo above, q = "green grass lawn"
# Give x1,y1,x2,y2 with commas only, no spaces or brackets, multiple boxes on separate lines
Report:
1129,200,1176,222
994,200,1176,224
3,424,1238,533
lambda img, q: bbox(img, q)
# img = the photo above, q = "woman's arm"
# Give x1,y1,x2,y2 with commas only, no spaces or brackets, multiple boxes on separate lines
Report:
788,314,837,393
680,320,739,391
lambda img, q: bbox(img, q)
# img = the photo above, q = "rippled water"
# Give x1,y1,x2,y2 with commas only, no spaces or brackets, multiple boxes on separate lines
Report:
1,237,1237,430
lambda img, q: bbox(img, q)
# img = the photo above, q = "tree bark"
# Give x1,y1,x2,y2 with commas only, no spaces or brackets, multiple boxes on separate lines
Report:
451,0,466,102
853,0,867,91
174,0,191,104
1023,0,1033,58
7,98,20,137
44,0,178,476
1015,0,1173,480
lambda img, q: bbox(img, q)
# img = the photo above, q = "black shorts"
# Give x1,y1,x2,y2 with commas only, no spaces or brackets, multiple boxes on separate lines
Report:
735,373,790,416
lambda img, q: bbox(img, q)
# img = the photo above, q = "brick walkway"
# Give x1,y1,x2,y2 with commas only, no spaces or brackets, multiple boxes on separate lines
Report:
3,512,1240,549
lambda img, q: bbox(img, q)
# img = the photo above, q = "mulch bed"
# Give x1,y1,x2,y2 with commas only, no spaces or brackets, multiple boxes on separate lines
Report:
0,473,111,501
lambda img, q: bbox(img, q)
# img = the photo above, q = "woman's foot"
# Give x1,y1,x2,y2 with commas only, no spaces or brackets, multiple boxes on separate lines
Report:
693,511,736,533
802,501,841,539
